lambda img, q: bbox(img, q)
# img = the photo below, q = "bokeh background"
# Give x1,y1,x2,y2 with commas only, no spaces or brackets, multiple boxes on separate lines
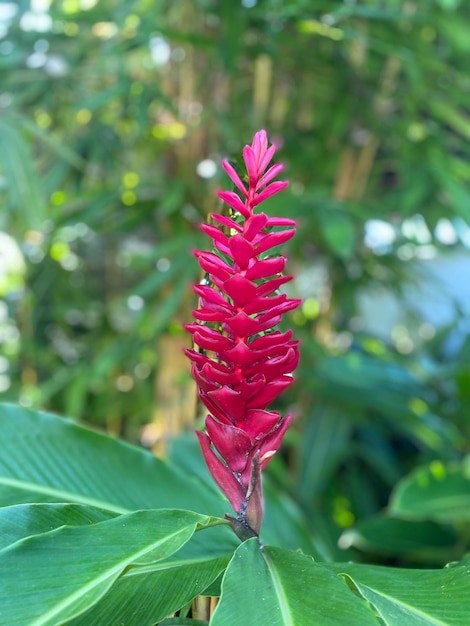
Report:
2,0,470,564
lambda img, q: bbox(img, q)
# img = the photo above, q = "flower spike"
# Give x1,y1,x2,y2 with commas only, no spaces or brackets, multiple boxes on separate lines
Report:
185,130,300,540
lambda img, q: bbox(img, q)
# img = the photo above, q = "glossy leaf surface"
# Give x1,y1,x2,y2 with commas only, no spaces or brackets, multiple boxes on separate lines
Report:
0,508,223,626
330,561,470,626
211,539,379,626
0,403,226,517
390,458,470,522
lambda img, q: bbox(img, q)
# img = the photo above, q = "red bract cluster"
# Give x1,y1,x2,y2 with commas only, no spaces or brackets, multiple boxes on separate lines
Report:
185,130,300,538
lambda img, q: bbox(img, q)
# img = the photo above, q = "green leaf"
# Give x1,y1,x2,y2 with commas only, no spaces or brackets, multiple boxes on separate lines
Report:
159,617,209,626
77,82,129,112
319,210,356,260
133,254,191,299
262,478,333,560
0,509,221,626
296,403,351,502
0,403,226,517
389,458,470,523
0,119,46,228
0,503,117,550
430,100,470,142
308,351,455,453
211,539,379,625
329,561,470,625
18,115,86,170
339,515,460,564
68,548,229,626
0,504,236,625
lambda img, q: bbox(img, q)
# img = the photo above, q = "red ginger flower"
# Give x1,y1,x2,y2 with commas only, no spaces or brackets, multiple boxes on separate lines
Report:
185,130,300,539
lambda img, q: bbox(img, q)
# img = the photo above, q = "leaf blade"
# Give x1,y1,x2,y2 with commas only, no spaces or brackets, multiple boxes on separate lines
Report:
329,562,470,626
0,503,117,550
211,540,379,626
0,509,219,626
0,403,226,517
389,458,470,523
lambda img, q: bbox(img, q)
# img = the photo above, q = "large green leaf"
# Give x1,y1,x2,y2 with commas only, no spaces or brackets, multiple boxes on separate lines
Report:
339,515,460,565
307,349,459,454
68,549,229,626
211,539,379,625
0,503,117,550
330,561,470,625
389,458,470,523
0,403,225,517
296,403,351,503
0,508,223,626
159,617,209,626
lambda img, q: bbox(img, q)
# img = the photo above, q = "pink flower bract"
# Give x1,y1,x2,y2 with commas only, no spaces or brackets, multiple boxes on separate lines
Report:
185,130,300,537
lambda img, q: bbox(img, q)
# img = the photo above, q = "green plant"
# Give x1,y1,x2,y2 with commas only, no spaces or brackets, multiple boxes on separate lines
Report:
2,130,470,624
2,2,470,622
2,402,470,625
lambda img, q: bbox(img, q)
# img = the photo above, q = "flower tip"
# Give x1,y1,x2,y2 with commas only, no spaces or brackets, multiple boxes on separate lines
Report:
253,129,267,143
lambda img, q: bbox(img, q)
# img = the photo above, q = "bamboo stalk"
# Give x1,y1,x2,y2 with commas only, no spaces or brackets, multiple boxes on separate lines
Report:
253,53,273,123
151,334,197,457
191,595,213,620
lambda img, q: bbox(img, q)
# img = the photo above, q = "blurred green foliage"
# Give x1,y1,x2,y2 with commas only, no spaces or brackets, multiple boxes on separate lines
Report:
1,0,470,567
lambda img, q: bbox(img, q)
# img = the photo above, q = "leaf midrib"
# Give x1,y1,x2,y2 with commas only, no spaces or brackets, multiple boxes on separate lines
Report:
30,525,195,626
124,554,231,577
0,477,128,514
353,580,451,626
263,550,295,626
